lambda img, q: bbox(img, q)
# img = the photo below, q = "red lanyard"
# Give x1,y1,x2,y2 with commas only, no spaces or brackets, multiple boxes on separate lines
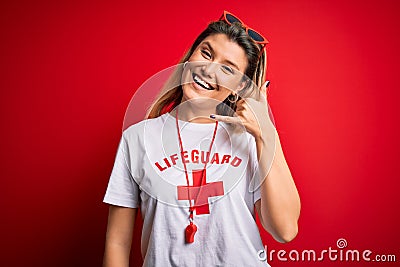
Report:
175,107,218,243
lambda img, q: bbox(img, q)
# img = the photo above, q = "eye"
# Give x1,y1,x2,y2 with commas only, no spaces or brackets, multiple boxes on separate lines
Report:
201,49,212,59
221,65,234,74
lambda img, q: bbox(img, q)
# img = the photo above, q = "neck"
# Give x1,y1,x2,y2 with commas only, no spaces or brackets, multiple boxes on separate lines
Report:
173,99,217,124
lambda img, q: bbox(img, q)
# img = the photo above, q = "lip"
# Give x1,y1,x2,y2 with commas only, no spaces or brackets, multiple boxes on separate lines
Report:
191,72,216,91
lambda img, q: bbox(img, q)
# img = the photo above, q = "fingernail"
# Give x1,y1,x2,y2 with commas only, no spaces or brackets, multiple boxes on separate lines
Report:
265,81,270,88
210,114,216,119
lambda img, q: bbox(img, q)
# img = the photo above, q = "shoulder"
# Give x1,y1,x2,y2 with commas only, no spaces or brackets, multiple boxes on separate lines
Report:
121,114,168,145
224,124,257,148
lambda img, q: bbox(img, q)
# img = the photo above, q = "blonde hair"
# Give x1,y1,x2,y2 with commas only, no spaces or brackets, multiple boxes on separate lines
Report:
146,21,267,119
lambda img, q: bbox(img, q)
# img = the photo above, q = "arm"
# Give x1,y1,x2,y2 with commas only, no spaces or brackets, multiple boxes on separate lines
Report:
211,81,300,243
254,131,300,243
103,205,138,267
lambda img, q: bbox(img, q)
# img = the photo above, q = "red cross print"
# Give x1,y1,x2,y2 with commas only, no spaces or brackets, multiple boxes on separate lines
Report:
177,169,224,215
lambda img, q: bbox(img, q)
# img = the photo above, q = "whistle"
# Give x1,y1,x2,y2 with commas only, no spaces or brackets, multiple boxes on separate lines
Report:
185,222,197,243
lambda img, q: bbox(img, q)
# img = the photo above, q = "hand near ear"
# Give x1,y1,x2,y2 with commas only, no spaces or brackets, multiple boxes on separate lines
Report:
210,81,272,139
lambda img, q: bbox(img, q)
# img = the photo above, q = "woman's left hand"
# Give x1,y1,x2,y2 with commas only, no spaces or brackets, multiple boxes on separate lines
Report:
210,81,272,139
212,81,300,243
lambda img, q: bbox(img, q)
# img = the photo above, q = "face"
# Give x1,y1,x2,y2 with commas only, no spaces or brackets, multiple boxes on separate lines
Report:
181,33,249,104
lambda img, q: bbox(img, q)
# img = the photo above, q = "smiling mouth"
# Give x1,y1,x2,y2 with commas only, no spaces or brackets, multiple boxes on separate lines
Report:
192,72,216,90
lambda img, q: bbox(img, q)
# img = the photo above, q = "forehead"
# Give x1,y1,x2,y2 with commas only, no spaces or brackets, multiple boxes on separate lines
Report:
200,33,248,72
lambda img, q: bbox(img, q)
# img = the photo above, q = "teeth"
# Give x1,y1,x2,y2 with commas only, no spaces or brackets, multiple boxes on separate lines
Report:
194,74,210,89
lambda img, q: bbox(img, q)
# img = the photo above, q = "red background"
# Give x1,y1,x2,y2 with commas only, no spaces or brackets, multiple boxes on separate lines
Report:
1,0,399,266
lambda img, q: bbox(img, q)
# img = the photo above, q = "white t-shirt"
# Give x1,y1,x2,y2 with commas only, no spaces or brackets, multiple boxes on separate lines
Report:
104,113,271,267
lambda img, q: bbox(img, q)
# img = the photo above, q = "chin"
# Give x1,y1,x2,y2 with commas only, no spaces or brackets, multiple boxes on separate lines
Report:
182,83,208,99
181,85,222,107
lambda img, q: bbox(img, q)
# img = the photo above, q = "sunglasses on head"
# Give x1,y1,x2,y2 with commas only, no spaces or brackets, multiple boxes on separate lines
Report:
219,10,269,46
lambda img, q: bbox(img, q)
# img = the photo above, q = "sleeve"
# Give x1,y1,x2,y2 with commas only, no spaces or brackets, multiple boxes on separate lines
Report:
252,161,262,204
248,135,262,204
103,135,140,208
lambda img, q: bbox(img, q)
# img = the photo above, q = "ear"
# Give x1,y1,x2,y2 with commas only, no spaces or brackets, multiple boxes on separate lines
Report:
237,79,250,91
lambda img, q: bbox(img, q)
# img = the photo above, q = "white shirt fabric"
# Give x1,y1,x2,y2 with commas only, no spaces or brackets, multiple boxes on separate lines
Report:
104,113,271,267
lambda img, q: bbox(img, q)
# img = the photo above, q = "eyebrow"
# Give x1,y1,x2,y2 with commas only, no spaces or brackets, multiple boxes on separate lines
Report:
202,41,241,71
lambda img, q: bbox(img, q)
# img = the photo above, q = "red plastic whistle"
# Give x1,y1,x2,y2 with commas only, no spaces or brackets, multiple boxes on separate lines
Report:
185,222,197,243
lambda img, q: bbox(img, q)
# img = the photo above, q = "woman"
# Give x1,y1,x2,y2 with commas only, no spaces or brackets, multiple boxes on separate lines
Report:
103,11,300,267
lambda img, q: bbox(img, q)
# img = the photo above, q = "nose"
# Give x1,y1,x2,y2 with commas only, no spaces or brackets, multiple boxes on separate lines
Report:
201,62,219,79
